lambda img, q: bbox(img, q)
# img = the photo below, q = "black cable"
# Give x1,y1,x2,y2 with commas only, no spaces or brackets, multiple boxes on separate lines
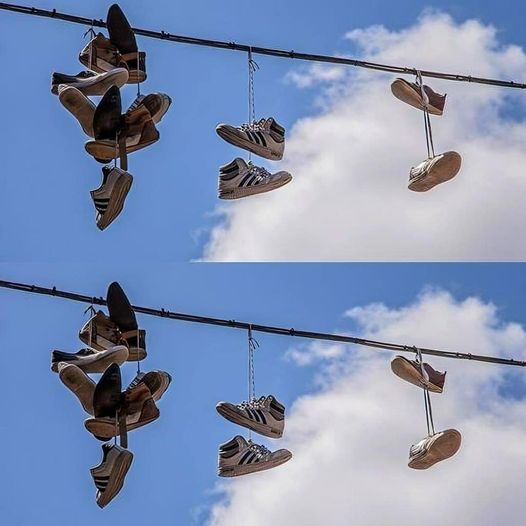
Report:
1,2,525,90
0,279,524,368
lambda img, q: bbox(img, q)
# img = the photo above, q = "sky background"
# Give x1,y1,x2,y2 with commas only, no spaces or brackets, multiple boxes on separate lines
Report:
1,0,526,261
2,263,526,525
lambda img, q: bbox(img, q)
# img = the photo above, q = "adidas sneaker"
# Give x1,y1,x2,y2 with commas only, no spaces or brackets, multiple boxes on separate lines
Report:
216,118,285,160
218,435,292,477
218,158,292,199
408,151,462,192
216,395,285,438
90,443,133,508
91,166,133,231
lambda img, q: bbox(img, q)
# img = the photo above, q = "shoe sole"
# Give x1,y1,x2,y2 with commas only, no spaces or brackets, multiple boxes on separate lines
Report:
218,451,292,477
96,449,133,508
390,356,443,393
216,126,283,161
85,410,159,440
58,364,96,415
85,135,159,162
408,429,462,470
58,86,95,137
408,152,462,192
391,79,443,116
51,346,129,374
219,174,292,200
216,404,283,438
52,68,129,97
95,172,133,231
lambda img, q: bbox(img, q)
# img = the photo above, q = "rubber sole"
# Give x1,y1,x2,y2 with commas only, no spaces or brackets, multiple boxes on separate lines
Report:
216,126,283,161
219,173,292,200
52,68,129,97
216,403,282,438
95,172,133,231
408,429,462,470
58,86,95,137
51,345,129,374
408,152,462,192
391,79,443,116
85,408,159,440
390,356,443,393
96,450,133,508
85,134,159,162
218,450,292,477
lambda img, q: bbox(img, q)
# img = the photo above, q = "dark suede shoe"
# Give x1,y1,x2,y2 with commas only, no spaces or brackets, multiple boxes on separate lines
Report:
93,85,123,141
93,363,122,418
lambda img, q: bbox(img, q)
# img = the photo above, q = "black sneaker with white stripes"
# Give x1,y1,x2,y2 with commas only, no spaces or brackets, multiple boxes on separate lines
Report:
90,166,133,230
218,435,292,477
90,443,133,508
216,117,285,160
216,395,285,438
218,158,292,200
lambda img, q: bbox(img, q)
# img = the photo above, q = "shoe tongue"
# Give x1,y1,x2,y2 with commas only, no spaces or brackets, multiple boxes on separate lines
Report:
101,166,113,184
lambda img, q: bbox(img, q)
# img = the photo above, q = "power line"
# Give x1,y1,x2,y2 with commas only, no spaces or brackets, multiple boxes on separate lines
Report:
1,278,524,368
1,2,525,90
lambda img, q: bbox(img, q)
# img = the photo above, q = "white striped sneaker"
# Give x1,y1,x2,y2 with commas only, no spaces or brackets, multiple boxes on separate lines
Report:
218,435,292,477
218,158,292,199
90,166,133,231
90,444,133,508
216,395,285,438
216,117,285,160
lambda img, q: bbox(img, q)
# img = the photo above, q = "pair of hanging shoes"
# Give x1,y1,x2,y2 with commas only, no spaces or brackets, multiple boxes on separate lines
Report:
216,395,292,477
391,77,462,192
216,118,292,199
391,354,462,469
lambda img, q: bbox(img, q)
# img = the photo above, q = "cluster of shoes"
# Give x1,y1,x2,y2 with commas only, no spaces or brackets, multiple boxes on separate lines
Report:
51,4,171,230
216,395,292,476
51,282,171,507
391,352,462,469
215,118,293,199
391,75,462,192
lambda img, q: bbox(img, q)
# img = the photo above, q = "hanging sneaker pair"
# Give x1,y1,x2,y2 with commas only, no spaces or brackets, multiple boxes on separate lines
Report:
216,395,292,477
80,282,147,361
391,354,461,469
216,118,292,199
80,4,147,84
391,76,462,192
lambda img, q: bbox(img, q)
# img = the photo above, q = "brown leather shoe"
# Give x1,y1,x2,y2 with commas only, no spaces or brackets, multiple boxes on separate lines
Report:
391,355,446,393
391,78,446,116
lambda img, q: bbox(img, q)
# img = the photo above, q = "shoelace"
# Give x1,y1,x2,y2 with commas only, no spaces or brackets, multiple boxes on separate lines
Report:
247,164,272,184
240,118,267,132
248,441,271,459
238,395,268,411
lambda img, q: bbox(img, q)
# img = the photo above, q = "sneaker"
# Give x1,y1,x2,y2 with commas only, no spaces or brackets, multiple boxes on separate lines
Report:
216,395,285,438
106,282,147,361
91,166,133,231
408,429,462,470
216,118,285,160
93,363,122,418
57,85,95,137
85,390,159,440
127,93,172,125
90,443,133,508
79,32,123,74
79,310,122,352
391,356,446,393
106,4,146,83
391,78,446,116
218,435,292,477
51,345,129,374
408,151,462,192
85,108,159,163
51,68,129,96
218,158,292,199
93,85,122,141
127,370,172,402
57,362,96,415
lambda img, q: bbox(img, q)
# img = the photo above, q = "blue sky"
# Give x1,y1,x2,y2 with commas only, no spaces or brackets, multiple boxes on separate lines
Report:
1,0,525,261
1,262,526,524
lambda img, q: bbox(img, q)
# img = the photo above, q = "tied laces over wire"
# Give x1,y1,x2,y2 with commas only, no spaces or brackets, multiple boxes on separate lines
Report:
247,325,259,440
247,48,260,163
416,71,435,159
83,24,97,73
414,347,435,437
84,304,97,349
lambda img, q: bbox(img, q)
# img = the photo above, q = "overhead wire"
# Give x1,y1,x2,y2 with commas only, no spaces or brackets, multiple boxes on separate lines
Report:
1,2,526,90
1,279,525,368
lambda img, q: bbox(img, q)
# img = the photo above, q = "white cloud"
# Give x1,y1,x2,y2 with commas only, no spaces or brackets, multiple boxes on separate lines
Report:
206,290,526,526
202,13,526,261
